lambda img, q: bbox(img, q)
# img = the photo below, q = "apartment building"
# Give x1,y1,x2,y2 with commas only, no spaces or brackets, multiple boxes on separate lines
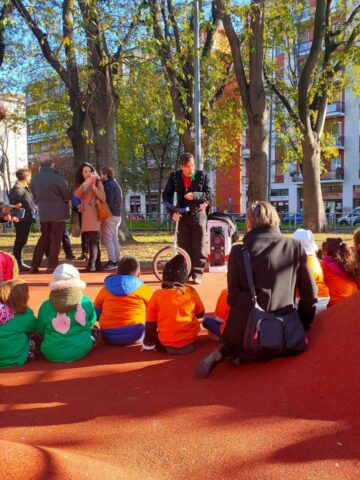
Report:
241,0,360,213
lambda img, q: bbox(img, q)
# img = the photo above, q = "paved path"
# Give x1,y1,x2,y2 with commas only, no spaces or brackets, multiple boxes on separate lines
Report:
2,268,360,479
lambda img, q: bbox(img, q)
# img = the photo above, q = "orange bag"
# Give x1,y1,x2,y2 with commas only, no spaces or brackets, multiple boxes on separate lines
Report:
96,201,112,221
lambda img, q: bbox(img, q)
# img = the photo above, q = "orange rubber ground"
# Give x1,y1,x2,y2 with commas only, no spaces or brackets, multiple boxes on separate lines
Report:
2,268,360,479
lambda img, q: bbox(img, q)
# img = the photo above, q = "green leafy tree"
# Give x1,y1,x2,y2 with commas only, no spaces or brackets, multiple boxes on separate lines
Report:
145,0,234,159
267,0,360,231
116,59,180,213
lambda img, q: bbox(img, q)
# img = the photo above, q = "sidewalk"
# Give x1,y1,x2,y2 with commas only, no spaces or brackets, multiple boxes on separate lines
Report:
2,269,360,480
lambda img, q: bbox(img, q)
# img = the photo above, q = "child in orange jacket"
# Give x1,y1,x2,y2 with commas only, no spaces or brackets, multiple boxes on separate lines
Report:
94,256,153,345
202,289,229,340
321,238,359,306
143,254,204,354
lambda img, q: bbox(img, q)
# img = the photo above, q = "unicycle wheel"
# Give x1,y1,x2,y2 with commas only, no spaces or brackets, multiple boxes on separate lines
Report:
153,246,191,282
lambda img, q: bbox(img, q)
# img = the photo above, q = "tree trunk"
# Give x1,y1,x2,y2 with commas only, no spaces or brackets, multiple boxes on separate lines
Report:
247,114,268,204
67,105,90,168
180,127,195,155
301,131,327,232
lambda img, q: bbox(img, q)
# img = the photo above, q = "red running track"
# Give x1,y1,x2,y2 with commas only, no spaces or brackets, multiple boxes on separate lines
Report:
1,269,360,479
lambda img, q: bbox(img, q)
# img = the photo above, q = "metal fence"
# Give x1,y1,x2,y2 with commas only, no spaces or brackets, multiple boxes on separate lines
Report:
1,211,359,235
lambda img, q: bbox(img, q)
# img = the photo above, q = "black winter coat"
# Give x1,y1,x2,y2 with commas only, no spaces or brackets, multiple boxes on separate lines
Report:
162,170,212,213
8,182,36,223
222,225,317,355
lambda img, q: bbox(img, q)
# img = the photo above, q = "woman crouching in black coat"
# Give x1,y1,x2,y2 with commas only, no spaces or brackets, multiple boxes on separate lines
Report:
195,201,317,378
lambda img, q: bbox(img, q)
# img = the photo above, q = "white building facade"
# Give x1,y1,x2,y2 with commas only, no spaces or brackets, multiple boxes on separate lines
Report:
0,94,28,201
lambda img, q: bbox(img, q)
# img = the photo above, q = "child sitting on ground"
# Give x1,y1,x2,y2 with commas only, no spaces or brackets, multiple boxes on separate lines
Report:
202,288,229,340
321,238,359,306
0,278,38,368
293,229,330,313
94,256,153,345
36,264,98,363
143,254,204,354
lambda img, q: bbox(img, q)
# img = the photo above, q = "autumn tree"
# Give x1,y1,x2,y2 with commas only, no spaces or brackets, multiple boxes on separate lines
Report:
267,0,360,231
215,0,269,203
145,0,234,159
116,59,180,213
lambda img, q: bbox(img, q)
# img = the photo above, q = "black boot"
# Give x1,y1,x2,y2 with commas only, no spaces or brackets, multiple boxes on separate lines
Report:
15,256,31,272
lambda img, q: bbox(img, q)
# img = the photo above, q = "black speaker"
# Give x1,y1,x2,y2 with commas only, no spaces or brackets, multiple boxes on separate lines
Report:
210,226,225,266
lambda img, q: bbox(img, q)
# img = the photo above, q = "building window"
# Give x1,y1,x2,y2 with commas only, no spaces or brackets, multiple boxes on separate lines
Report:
146,193,160,215
130,195,141,213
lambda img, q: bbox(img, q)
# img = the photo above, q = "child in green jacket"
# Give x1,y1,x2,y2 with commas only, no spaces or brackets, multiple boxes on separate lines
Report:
37,264,98,363
0,279,38,368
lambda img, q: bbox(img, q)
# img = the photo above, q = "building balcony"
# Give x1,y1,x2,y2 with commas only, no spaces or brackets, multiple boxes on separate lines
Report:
298,40,312,55
335,135,344,148
327,101,345,117
321,168,344,181
290,173,303,183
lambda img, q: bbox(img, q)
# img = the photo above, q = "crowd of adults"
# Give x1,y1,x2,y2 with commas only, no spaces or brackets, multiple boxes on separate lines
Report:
2,158,122,274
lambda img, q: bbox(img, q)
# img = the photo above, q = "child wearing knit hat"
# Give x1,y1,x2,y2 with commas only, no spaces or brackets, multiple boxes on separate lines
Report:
36,264,99,363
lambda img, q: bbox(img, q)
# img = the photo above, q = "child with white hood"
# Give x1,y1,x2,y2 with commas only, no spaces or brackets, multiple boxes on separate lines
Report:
36,264,98,363
293,229,330,313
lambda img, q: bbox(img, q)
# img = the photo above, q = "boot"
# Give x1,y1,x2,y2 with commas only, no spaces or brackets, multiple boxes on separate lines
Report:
194,345,233,379
15,255,31,272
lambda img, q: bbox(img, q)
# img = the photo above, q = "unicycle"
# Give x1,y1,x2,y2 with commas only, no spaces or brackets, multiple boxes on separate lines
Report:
153,206,192,282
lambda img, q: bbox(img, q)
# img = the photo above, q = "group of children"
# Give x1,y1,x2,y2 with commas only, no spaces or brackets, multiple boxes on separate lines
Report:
1,226,360,369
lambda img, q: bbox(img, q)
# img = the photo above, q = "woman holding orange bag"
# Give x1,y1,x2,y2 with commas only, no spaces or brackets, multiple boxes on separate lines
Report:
73,163,106,272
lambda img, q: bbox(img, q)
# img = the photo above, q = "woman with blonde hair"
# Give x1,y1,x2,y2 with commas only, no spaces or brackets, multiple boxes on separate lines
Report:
195,201,317,378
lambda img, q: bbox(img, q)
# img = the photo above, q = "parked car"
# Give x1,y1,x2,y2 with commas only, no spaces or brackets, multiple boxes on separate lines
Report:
337,207,360,226
353,216,360,226
281,212,304,225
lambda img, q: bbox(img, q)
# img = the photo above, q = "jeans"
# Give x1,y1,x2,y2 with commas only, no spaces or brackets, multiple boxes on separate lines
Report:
101,215,121,262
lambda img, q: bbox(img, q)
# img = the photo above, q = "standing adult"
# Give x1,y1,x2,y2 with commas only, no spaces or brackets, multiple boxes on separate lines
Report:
100,166,122,271
73,162,106,272
195,201,317,378
163,152,212,284
8,168,36,271
30,159,72,273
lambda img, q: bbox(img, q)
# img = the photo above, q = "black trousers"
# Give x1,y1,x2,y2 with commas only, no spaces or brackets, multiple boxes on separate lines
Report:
178,211,207,278
86,231,101,270
32,221,66,270
62,228,73,257
13,221,32,263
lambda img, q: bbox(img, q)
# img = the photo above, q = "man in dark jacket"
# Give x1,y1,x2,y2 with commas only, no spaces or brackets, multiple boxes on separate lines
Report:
30,159,72,273
195,201,317,378
100,166,122,271
162,152,212,284
8,168,36,271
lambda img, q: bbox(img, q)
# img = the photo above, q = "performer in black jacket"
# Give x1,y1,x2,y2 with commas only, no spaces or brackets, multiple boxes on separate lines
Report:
162,152,212,284
8,168,36,271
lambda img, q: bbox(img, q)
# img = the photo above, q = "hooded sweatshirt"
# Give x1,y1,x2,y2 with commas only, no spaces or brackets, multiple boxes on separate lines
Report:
321,256,358,306
94,275,153,329
0,306,36,368
36,290,97,363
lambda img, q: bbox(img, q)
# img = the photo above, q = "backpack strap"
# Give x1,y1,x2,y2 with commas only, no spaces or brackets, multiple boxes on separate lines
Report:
241,246,257,304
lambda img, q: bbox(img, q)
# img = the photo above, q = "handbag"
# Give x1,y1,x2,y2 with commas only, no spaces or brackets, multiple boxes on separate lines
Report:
96,201,112,222
241,246,306,355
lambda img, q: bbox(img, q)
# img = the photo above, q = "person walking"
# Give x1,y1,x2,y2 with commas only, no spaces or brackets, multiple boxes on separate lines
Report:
30,159,72,273
100,166,122,271
73,162,106,272
8,168,36,271
163,152,212,284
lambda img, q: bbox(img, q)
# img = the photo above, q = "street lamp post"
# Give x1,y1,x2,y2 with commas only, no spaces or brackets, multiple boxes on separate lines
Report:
194,0,202,169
